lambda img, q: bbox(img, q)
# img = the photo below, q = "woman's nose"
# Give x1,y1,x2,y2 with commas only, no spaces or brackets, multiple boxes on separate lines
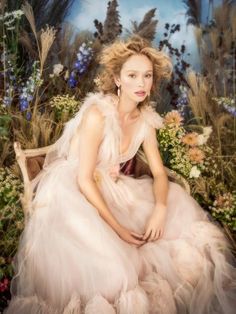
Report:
137,77,145,87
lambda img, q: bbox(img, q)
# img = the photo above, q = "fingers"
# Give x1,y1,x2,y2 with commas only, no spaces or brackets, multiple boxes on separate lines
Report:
143,228,163,242
143,228,152,241
131,232,144,239
129,237,146,246
129,232,145,246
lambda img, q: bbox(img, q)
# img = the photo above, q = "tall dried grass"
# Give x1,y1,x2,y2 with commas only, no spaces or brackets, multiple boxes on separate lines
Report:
195,2,235,96
13,111,64,149
22,2,56,76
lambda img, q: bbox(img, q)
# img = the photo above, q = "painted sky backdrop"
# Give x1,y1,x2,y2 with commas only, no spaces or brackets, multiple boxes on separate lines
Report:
66,0,224,71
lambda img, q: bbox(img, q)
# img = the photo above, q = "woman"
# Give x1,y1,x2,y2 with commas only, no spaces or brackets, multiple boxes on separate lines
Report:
6,36,236,314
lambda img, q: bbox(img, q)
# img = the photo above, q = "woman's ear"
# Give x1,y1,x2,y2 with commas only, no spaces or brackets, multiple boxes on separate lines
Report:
114,76,121,87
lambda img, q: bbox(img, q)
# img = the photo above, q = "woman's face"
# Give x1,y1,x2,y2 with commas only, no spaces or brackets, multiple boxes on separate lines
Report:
116,54,153,103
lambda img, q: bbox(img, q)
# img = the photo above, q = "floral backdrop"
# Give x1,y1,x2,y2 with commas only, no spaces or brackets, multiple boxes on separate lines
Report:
0,0,235,311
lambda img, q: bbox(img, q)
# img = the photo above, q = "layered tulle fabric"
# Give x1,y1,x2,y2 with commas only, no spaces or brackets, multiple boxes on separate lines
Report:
6,93,236,314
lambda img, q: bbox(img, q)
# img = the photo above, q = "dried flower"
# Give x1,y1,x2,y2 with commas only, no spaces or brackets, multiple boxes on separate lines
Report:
188,147,205,163
182,132,198,146
164,110,183,127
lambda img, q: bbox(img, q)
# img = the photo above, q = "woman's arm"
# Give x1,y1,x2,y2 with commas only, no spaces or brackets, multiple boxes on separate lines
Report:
142,126,169,241
70,105,145,246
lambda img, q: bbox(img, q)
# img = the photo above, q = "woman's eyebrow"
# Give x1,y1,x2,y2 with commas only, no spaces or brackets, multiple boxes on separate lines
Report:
125,69,153,72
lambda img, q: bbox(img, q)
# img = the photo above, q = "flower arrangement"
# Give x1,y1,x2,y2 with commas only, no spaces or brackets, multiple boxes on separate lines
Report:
157,110,212,179
157,110,236,230
0,166,24,284
210,192,236,230
49,94,81,121
0,167,23,209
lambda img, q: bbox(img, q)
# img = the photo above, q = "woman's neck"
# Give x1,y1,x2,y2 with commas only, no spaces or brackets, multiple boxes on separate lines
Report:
117,94,139,122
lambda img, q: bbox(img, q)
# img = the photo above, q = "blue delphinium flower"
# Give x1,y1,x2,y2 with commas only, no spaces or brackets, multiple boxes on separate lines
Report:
68,42,93,88
176,85,190,119
19,95,29,112
223,103,236,117
2,56,16,107
18,61,42,119
68,71,77,88
26,111,32,121
213,97,236,117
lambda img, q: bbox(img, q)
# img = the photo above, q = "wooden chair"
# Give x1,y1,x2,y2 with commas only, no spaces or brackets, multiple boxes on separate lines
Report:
14,141,190,221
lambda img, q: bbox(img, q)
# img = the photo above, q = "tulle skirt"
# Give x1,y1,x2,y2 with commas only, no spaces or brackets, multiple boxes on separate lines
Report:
5,159,236,314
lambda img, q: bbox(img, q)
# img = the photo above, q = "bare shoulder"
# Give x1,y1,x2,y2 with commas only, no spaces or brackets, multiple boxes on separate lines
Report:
82,104,104,129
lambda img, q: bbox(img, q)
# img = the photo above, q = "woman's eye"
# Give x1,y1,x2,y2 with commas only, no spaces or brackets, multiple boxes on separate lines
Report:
146,74,152,78
128,74,136,78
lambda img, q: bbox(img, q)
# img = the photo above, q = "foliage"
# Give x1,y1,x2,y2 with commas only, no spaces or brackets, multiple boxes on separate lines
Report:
157,110,236,231
0,166,24,284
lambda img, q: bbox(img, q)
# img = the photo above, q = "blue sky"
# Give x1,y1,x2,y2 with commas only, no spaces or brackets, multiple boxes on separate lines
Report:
66,0,223,71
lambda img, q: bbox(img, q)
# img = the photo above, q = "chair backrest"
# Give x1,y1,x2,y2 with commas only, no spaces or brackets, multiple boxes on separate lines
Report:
14,142,51,220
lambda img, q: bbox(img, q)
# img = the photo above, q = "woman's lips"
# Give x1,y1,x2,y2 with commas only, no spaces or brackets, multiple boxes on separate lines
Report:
135,91,146,97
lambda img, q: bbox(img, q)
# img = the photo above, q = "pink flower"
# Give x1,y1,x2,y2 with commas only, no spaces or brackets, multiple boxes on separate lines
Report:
188,147,205,163
164,110,183,127
0,278,9,292
182,132,198,146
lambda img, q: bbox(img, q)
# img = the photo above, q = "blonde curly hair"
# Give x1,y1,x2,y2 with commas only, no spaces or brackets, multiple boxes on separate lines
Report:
97,35,172,108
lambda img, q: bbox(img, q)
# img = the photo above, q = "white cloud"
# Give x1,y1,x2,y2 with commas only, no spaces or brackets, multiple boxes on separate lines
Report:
119,4,157,31
72,0,108,31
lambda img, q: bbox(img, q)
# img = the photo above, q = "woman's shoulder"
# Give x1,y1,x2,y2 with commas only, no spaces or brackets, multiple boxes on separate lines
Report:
140,104,163,130
82,92,118,115
79,92,120,134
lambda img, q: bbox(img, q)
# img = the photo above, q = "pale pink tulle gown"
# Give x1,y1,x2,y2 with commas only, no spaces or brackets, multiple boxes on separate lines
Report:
6,93,236,314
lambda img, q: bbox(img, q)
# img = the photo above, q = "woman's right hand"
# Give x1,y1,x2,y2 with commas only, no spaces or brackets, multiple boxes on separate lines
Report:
116,226,145,246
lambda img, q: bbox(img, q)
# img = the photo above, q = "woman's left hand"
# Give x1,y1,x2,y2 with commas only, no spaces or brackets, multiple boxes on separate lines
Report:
143,206,167,242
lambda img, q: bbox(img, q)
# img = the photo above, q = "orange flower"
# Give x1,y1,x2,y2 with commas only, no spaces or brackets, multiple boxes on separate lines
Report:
164,110,183,127
188,147,205,163
182,132,198,146
215,193,233,208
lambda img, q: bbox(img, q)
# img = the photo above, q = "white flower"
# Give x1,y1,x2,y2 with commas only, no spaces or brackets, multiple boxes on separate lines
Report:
12,10,24,19
203,126,212,137
53,63,64,76
197,134,207,145
197,126,212,145
189,166,201,178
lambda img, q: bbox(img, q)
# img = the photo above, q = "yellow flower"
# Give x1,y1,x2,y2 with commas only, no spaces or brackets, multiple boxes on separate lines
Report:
188,147,205,163
164,110,183,127
182,132,198,146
